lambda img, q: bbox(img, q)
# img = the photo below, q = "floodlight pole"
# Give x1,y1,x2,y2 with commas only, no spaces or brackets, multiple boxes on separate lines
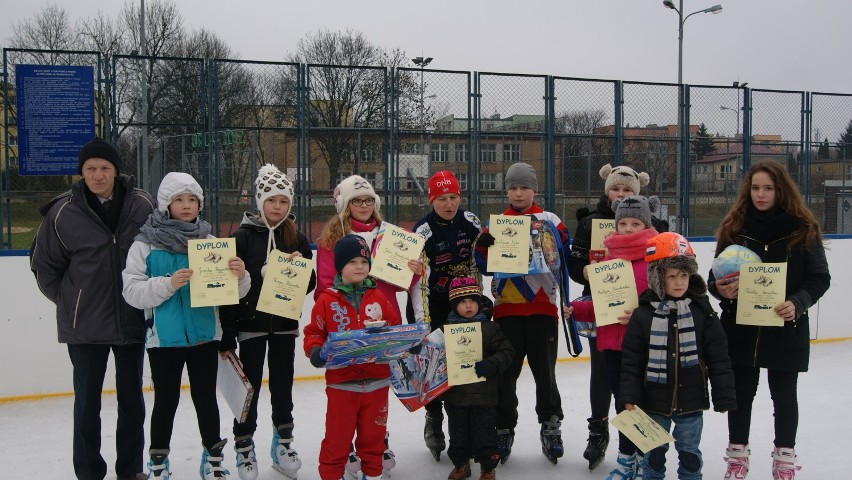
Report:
663,0,723,234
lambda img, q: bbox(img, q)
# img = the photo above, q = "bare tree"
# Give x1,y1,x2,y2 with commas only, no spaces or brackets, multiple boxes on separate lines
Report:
282,29,417,187
554,109,609,194
8,4,79,64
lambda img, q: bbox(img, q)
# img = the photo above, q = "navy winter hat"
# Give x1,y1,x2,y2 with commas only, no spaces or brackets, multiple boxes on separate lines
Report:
333,234,372,273
78,137,121,175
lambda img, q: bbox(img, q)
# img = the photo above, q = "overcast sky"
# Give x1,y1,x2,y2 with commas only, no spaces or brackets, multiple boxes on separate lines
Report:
2,0,851,95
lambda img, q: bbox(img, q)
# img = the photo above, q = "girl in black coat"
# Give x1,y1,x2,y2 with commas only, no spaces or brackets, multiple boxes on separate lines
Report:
709,161,830,479
219,164,315,480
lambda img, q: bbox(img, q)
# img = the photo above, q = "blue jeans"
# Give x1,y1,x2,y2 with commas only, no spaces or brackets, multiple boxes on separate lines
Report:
641,411,703,480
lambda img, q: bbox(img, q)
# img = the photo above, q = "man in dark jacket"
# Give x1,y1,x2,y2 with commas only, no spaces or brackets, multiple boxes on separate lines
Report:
621,233,735,479
30,138,155,480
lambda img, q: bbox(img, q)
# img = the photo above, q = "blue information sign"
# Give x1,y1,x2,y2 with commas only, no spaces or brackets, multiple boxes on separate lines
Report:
15,65,96,175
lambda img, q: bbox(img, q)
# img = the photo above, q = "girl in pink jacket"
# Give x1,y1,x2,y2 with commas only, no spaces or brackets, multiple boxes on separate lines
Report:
568,195,659,479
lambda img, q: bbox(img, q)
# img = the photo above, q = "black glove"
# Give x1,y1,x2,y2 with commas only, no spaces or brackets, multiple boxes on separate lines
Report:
408,342,423,355
309,346,327,368
475,232,496,250
474,360,498,379
219,336,237,353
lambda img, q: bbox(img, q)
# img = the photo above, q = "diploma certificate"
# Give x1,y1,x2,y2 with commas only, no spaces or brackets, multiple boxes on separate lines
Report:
256,250,314,319
188,238,238,307
591,219,616,253
736,262,786,327
611,406,675,454
444,322,484,386
588,258,638,327
487,214,530,275
370,223,425,289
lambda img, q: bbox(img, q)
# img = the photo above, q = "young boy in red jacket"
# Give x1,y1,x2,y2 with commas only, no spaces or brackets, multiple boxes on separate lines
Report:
303,234,401,480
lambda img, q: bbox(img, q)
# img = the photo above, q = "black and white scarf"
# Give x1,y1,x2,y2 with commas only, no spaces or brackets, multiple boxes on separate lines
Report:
647,298,698,384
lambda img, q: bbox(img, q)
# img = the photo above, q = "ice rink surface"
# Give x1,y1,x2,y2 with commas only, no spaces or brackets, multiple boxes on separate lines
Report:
2,340,848,479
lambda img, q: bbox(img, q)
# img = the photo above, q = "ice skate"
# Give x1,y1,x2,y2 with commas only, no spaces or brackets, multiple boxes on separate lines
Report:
495,429,514,465
147,449,170,479
424,412,446,461
200,440,231,479
539,415,564,464
382,431,396,475
605,452,639,480
447,462,471,479
271,424,301,479
234,435,258,480
344,444,361,480
724,443,750,479
771,447,800,480
583,417,609,470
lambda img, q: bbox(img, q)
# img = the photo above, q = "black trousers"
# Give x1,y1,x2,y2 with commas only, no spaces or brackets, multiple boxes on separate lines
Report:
233,334,296,438
67,343,145,480
445,403,499,471
588,336,613,419
604,349,638,455
728,365,800,448
148,341,222,451
495,314,562,428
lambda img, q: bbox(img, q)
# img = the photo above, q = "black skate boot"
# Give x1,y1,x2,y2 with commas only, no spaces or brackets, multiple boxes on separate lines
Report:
583,417,609,470
424,411,446,461
540,415,564,465
496,428,515,465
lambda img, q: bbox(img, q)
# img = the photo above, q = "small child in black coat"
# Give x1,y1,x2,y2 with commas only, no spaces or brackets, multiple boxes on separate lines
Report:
620,232,736,480
441,276,514,480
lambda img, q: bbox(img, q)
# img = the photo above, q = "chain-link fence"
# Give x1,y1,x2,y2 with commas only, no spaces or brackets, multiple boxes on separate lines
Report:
4,48,852,250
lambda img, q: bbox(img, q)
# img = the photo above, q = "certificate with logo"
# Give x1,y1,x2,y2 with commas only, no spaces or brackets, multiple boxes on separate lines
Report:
444,322,484,386
370,222,425,289
188,238,238,307
487,214,530,275
736,262,786,327
590,219,616,258
611,406,675,453
588,258,638,327
256,250,314,319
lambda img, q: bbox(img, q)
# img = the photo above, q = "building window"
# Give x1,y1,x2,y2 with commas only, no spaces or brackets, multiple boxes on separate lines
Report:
503,143,520,163
361,146,377,162
482,173,498,190
9,156,18,167
481,144,497,163
337,172,352,185
719,164,733,179
455,143,468,163
457,173,468,191
8,135,17,147
404,143,424,154
431,143,449,162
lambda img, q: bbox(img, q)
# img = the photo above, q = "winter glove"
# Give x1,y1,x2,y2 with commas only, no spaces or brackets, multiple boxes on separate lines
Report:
218,336,237,353
309,346,327,368
474,360,498,379
408,342,423,355
475,232,496,250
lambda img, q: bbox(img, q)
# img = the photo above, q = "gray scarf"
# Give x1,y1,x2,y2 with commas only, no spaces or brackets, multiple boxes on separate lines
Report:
136,209,212,253
647,298,698,384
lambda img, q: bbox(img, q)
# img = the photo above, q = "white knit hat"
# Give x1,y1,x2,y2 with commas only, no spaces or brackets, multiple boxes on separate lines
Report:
600,164,650,195
157,172,204,214
333,175,380,215
255,164,294,221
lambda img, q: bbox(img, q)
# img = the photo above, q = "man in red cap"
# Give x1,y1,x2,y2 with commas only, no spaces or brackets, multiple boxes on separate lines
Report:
407,170,486,460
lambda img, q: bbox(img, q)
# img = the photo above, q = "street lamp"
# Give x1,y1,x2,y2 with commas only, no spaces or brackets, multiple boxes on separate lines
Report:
662,0,722,234
411,56,433,135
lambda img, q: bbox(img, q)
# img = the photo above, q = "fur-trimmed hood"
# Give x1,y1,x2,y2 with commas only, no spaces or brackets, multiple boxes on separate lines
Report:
647,255,704,299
